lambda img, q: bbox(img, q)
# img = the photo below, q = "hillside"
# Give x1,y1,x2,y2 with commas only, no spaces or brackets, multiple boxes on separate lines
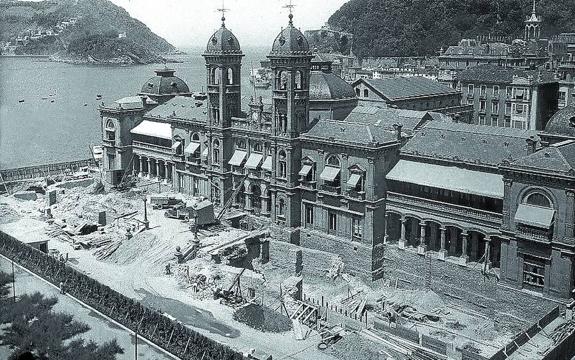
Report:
328,0,575,58
0,0,177,63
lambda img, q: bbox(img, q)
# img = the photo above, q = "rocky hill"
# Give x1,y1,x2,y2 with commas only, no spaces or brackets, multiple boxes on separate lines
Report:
328,0,575,58
0,0,177,64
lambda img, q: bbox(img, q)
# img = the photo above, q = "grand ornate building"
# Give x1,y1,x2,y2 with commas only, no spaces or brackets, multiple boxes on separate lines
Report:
100,12,575,299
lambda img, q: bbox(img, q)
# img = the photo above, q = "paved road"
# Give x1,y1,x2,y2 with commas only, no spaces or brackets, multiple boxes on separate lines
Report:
0,256,175,360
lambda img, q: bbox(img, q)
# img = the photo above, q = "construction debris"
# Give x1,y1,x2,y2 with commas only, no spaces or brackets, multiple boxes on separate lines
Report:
233,304,293,333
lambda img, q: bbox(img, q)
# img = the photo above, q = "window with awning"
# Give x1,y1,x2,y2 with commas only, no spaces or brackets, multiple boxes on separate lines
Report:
228,150,247,166
347,174,362,188
320,166,341,182
299,165,312,177
245,154,263,170
515,204,555,229
130,120,172,140
171,141,182,151
262,156,272,172
184,142,201,155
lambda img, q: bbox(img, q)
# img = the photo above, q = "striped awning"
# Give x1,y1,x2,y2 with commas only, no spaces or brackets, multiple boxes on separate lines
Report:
228,150,247,166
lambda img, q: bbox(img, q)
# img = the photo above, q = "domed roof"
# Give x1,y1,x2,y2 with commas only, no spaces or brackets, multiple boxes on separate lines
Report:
544,106,575,137
270,14,310,55
140,69,190,97
205,18,242,55
310,71,356,101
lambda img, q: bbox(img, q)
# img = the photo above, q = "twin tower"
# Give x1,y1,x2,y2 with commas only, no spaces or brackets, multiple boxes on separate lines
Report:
202,13,314,136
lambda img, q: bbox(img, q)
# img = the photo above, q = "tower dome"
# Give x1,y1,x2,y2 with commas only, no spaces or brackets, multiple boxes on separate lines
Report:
139,68,191,102
270,14,310,55
205,16,242,54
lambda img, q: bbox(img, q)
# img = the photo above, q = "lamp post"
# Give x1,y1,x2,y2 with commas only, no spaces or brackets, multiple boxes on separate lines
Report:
143,198,149,230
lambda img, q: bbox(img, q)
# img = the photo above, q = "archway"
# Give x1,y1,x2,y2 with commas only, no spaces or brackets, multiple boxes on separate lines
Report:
251,185,262,213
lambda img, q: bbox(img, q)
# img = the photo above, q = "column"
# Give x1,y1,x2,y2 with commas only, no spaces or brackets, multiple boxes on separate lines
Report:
399,216,406,249
460,231,469,265
146,159,152,179
484,236,492,270
418,221,427,255
383,213,389,244
163,163,169,184
138,157,144,177
156,161,161,181
438,226,447,260
471,232,479,262
132,156,138,176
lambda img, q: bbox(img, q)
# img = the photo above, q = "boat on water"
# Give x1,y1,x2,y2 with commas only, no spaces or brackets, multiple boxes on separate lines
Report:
92,145,103,162
18,99,24,103
250,67,272,89
193,91,207,101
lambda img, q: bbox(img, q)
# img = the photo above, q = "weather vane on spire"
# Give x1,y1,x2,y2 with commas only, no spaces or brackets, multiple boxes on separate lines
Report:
283,0,295,25
217,0,229,27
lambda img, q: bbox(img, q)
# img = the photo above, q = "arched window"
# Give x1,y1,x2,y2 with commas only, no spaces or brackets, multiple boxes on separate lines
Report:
363,89,369,98
105,120,115,141
295,71,303,90
278,198,285,217
227,68,234,85
326,155,340,167
213,139,220,163
191,133,200,142
525,192,552,208
254,143,263,153
278,71,288,90
355,88,360,97
278,150,287,178
212,68,221,85
237,139,246,149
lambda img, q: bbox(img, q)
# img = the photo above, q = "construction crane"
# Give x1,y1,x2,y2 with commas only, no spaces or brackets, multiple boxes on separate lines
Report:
214,268,246,306
216,172,249,222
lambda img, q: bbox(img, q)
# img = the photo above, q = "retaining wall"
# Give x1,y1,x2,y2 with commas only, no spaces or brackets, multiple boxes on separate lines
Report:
1,159,96,182
0,230,243,360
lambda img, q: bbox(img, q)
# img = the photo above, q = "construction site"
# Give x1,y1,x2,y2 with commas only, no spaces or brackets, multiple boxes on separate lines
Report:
1,165,575,360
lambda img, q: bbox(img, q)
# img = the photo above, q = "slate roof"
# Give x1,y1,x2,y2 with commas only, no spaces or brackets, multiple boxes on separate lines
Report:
309,71,356,101
205,24,242,55
302,118,397,147
270,17,311,55
145,96,207,122
402,121,537,167
506,140,575,176
443,42,510,57
343,106,443,133
354,77,459,101
456,64,557,85
544,105,575,137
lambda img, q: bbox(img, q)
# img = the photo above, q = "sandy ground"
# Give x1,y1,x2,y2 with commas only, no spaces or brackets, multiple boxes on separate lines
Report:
0,176,528,359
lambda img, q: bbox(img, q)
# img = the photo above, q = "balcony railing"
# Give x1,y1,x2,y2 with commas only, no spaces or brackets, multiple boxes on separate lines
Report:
516,224,552,243
300,180,317,190
320,184,341,194
348,190,366,200
133,141,173,156
386,191,502,227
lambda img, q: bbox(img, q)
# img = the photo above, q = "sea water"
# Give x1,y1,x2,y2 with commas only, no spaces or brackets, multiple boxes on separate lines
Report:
0,47,269,169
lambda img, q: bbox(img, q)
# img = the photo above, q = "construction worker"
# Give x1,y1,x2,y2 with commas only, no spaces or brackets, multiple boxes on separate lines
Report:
59,281,65,295
165,263,171,275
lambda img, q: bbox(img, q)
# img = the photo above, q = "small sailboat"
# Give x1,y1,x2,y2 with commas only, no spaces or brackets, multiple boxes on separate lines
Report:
18,99,24,103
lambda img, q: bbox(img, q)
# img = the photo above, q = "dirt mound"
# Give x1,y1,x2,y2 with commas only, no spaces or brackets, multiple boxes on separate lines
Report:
233,304,292,333
105,232,161,266
385,289,444,313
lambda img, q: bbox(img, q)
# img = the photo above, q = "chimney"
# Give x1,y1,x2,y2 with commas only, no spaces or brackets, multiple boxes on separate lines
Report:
525,136,537,154
393,123,403,141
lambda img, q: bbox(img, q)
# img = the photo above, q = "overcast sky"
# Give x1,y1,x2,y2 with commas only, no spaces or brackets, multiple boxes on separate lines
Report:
109,0,350,48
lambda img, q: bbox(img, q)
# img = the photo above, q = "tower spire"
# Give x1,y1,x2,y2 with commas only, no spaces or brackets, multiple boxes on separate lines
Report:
532,0,536,14
283,0,295,26
217,0,229,27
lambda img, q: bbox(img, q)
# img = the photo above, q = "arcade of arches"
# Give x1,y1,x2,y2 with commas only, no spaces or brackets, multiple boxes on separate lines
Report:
385,212,501,268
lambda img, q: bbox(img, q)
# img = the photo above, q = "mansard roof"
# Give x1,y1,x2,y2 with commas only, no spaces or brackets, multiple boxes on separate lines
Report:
504,140,575,176
352,77,459,101
302,118,397,147
144,96,207,123
456,64,557,85
402,122,537,167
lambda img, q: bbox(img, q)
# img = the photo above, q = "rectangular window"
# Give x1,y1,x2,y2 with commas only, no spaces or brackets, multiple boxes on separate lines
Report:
523,255,545,288
505,102,512,115
328,212,337,233
479,115,486,125
468,84,474,94
480,100,486,111
491,116,499,127
480,85,486,95
560,91,567,102
352,218,362,240
492,102,499,114
107,154,115,170
493,85,500,95
467,98,474,105
305,205,314,225
506,86,512,97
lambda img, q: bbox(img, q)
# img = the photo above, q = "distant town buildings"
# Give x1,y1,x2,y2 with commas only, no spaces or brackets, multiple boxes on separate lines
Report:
1,17,78,55
456,65,559,130
352,77,473,120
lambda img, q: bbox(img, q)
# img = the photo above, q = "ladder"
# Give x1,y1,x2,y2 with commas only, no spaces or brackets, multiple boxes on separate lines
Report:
216,172,249,221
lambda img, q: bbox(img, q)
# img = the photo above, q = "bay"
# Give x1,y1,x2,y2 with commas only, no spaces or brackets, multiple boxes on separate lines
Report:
0,47,269,169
